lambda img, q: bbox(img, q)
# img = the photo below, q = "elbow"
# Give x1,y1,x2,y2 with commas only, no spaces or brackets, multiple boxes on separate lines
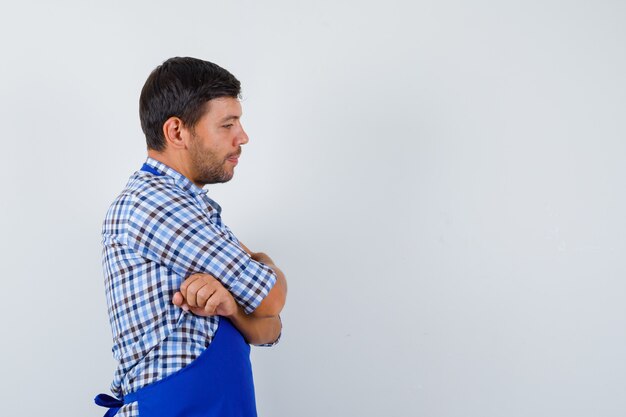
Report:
251,316,282,346
252,280,286,318
253,291,285,318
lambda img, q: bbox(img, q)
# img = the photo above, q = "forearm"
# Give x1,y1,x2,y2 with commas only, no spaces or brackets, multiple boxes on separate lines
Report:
174,273,282,345
239,245,288,318
227,305,282,346
257,256,287,295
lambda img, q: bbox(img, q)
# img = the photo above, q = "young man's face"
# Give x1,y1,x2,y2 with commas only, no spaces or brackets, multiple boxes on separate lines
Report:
186,97,249,185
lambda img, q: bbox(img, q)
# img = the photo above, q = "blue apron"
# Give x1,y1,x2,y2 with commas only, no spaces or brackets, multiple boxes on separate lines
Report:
95,163,257,417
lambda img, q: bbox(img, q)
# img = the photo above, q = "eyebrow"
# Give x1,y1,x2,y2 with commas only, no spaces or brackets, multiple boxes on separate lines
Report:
219,115,240,123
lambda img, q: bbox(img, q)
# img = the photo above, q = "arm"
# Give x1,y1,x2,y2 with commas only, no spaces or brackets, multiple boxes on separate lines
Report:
174,244,286,344
228,305,282,346
127,189,277,314
173,273,282,345
240,243,288,318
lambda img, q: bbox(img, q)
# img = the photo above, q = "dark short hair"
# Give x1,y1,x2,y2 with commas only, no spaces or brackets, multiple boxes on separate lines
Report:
139,57,241,151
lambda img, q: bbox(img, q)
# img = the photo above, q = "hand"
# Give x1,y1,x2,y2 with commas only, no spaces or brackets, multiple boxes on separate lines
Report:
172,273,237,318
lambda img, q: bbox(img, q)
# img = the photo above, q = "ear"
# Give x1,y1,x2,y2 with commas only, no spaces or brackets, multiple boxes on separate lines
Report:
162,117,189,150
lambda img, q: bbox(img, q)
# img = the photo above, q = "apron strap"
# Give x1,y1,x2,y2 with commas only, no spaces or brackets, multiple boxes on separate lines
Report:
140,163,164,176
94,393,124,417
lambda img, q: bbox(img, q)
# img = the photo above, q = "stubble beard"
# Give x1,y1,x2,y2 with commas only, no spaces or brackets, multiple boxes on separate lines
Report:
189,137,234,186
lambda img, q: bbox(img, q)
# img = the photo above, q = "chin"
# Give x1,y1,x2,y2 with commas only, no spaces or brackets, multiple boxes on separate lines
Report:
208,173,234,185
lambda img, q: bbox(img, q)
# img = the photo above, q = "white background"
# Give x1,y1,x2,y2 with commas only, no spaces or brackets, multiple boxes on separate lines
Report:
1,1,625,416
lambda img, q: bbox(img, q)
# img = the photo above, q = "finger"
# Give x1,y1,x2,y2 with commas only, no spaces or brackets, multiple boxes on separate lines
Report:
184,279,207,308
204,288,229,315
196,285,216,308
219,289,237,317
180,274,202,293
204,298,219,315
186,277,216,307
172,291,184,306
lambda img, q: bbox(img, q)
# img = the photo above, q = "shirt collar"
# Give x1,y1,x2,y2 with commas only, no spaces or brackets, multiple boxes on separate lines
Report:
142,157,208,197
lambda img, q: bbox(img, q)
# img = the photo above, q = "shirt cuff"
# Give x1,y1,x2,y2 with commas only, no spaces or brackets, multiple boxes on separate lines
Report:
229,258,277,314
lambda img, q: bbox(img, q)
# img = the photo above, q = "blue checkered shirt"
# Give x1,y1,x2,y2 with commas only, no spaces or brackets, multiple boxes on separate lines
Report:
102,157,277,403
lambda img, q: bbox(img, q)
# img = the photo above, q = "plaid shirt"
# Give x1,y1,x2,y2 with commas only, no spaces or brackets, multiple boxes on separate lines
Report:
101,157,277,409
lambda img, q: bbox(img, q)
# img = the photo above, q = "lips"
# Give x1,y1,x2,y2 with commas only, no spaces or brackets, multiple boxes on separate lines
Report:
226,150,241,162
226,152,240,164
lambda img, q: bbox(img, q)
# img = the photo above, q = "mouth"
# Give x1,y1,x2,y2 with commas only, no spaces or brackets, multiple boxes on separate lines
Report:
226,151,241,164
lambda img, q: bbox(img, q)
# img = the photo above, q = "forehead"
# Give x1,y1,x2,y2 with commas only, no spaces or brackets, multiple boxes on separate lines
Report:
202,96,242,121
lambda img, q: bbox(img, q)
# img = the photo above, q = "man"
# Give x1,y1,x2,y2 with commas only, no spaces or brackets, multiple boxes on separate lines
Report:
95,57,287,417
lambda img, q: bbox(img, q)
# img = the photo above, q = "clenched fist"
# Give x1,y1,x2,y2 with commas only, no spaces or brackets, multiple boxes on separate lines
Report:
172,273,238,317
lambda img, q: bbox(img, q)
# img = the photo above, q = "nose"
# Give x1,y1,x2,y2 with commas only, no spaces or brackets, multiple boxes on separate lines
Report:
237,125,249,145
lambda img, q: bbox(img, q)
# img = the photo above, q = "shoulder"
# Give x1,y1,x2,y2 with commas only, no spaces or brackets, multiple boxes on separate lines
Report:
126,172,196,206
126,173,208,226
106,172,199,218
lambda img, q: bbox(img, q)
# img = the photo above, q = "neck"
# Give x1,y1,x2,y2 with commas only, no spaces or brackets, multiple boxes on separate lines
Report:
147,150,203,188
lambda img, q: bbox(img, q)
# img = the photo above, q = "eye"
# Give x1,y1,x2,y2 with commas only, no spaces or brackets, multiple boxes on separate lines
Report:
222,124,234,129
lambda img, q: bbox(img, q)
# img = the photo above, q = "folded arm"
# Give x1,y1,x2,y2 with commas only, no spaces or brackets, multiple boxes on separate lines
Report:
173,273,282,345
127,191,278,315
173,243,286,346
